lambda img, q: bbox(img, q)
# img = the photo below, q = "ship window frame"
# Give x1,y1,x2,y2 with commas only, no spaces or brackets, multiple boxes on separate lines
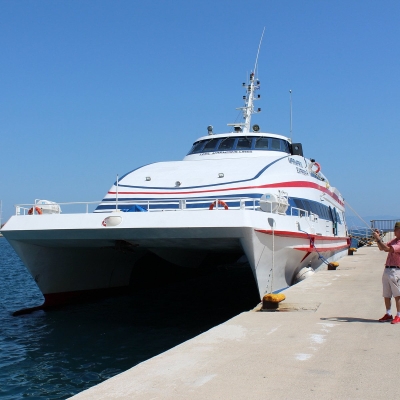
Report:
188,140,208,154
281,140,290,153
236,136,253,150
188,136,291,155
270,138,281,151
202,138,221,152
255,137,269,150
217,137,237,151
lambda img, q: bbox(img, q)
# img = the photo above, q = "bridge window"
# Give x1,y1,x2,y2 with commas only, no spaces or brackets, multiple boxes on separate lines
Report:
187,136,290,155
282,141,290,153
202,139,220,152
189,141,207,154
255,137,269,149
218,137,236,151
271,138,281,151
236,137,253,149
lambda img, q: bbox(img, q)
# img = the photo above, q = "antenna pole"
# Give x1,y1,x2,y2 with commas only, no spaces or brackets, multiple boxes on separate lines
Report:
228,28,264,134
254,27,265,75
289,90,292,141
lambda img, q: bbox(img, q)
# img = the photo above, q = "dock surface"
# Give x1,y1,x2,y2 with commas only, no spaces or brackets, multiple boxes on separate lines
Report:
71,246,397,399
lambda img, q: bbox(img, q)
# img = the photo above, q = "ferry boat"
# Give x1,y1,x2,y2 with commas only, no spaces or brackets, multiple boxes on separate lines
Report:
1,66,349,309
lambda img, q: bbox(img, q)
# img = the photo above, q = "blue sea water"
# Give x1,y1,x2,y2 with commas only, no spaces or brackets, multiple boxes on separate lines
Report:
0,238,258,399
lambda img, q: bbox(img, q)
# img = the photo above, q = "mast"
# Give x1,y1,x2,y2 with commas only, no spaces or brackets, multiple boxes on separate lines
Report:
228,29,264,134
289,89,292,141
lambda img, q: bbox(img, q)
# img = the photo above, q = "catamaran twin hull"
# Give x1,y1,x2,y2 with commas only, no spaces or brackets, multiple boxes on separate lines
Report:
3,206,349,307
2,65,350,308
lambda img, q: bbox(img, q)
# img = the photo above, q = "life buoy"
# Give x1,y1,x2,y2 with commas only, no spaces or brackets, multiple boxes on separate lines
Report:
312,162,321,174
28,207,43,215
209,200,229,210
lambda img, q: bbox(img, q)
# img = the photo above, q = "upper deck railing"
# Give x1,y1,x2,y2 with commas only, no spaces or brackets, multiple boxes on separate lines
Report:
16,201,100,215
14,197,315,219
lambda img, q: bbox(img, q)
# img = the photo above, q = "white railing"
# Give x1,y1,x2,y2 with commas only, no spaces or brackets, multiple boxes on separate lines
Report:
104,197,260,212
14,198,260,215
14,197,316,221
15,201,100,215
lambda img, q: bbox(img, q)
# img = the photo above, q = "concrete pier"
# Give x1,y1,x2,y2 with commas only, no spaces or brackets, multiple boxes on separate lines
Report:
71,246,398,400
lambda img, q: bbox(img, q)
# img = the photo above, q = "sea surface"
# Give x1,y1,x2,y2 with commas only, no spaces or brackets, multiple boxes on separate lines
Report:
0,238,259,399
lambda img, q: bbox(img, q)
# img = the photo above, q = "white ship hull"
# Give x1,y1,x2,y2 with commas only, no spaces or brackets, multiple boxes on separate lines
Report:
3,206,349,307
1,64,350,310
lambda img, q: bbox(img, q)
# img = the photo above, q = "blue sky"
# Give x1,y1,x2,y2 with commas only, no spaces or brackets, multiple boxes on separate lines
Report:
0,0,399,224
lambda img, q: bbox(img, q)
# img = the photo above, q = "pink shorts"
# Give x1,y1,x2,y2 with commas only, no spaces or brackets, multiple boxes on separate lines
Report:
382,268,400,298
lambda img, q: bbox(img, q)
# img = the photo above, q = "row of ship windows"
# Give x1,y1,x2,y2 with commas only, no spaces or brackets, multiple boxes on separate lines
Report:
290,198,342,223
187,136,291,155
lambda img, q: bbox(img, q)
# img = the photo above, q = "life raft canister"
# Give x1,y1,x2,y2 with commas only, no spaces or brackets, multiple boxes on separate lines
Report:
209,200,229,210
28,207,43,215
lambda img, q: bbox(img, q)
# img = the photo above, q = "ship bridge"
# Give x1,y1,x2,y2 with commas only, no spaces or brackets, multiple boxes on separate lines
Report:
184,132,293,161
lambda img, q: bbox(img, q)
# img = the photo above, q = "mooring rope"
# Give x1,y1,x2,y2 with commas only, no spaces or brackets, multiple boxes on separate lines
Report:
344,200,374,232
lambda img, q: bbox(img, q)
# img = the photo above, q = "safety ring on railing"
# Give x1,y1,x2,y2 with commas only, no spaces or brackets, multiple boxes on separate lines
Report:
311,162,321,174
101,219,107,227
209,200,229,210
28,207,43,215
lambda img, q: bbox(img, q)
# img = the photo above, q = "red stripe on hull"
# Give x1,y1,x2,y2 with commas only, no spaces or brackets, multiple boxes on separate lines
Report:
255,229,349,242
108,180,343,206
294,244,349,252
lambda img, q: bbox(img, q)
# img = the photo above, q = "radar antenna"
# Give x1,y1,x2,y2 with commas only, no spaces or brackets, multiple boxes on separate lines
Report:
228,28,265,134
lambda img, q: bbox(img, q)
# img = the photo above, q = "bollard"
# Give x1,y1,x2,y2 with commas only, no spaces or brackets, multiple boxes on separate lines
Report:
348,247,357,256
262,293,286,310
328,261,339,270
